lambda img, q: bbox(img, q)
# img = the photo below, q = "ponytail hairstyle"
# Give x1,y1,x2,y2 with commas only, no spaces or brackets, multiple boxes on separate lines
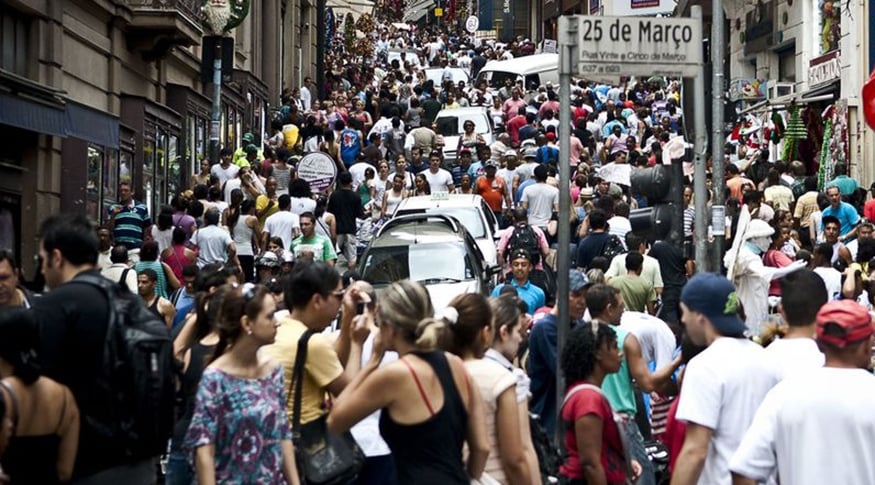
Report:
376,280,439,349
490,294,523,344
210,283,271,363
442,293,493,358
0,309,42,385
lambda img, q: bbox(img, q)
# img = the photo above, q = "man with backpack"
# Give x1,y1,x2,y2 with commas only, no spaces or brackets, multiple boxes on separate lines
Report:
496,208,550,276
99,244,137,293
33,214,173,484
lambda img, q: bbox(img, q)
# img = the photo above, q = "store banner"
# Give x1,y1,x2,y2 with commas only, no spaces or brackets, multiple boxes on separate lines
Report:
589,0,599,14
631,0,659,7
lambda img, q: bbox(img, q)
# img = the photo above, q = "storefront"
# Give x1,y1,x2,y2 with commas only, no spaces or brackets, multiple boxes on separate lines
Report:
121,95,183,218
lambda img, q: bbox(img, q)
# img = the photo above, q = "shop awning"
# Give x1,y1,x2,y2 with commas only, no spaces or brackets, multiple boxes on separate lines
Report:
0,91,67,137
801,81,839,100
65,101,120,149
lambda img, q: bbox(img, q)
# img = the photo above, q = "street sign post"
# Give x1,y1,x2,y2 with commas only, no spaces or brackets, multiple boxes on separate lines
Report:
555,13,705,445
574,16,702,78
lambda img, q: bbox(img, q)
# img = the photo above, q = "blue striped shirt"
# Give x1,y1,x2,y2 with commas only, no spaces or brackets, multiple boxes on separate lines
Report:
109,202,151,249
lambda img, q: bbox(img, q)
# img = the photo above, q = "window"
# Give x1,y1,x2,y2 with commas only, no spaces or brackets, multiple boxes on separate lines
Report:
85,145,120,225
0,7,30,77
778,49,796,82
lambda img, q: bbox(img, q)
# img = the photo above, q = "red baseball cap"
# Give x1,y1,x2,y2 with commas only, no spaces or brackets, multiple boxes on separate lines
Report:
816,300,874,348
546,132,556,141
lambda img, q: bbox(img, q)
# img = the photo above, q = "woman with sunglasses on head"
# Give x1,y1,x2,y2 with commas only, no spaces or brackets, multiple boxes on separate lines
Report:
559,323,641,485
327,280,490,485
457,119,485,155
185,283,300,485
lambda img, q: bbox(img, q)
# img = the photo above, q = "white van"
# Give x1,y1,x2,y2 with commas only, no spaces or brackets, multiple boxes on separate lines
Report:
476,53,559,91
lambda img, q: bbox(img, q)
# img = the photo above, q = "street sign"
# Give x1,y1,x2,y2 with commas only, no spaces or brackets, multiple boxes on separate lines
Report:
434,7,443,17
465,15,479,33
574,16,702,77
297,152,337,193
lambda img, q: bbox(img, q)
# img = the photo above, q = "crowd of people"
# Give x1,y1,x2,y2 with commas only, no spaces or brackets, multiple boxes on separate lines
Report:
0,13,875,485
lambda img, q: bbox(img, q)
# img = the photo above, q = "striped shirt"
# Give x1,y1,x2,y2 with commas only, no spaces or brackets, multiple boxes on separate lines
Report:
109,202,151,249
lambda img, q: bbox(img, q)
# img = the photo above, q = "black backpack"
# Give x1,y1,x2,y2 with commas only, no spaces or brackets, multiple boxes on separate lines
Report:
602,234,627,262
72,273,176,459
506,223,541,265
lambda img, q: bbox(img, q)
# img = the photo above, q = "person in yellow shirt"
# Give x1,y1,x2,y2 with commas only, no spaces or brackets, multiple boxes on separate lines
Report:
261,261,370,425
233,133,265,167
256,176,280,225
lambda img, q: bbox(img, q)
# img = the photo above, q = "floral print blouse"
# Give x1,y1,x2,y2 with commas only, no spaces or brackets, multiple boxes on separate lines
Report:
185,365,292,484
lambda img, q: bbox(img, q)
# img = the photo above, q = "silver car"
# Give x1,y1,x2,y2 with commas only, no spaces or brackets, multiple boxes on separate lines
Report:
433,107,495,163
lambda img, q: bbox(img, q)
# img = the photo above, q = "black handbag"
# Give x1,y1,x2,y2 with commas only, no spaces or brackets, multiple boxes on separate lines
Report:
290,330,365,485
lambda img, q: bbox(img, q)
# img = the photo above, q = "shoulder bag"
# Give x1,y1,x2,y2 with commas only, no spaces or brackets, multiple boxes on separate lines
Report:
290,330,364,485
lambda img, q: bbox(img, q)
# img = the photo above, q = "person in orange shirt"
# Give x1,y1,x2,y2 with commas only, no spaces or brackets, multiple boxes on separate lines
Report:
475,160,512,228
725,163,754,201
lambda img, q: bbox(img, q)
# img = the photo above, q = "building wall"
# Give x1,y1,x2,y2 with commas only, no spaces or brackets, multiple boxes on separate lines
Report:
0,0,282,277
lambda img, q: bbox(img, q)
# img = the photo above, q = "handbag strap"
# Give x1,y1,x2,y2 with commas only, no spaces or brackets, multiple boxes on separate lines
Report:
290,329,316,436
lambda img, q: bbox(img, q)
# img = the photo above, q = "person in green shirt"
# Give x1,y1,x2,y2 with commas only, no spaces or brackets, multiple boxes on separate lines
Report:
291,212,337,266
233,133,265,167
609,251,657,315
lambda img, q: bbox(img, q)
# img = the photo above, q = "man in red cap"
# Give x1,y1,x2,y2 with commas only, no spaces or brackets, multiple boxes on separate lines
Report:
730,300,875,485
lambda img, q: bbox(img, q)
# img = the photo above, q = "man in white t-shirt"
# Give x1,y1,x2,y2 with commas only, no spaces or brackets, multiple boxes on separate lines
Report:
619,311,677,370
813,242,843,300
730,300,875,485
766,269,827,379
672,273,779,485
520,164,558,231
210,148,239,185
423,150,454,193
263,194,301,252
191,207,240,270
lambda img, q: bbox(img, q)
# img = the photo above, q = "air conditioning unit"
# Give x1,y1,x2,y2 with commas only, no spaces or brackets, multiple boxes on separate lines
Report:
767,81,795,99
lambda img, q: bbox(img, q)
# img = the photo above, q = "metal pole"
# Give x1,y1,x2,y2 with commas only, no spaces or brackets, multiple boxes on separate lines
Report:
209,38,223,164
555,14,576,446
711,0,726,271
316,0,327,101
692,6,709,272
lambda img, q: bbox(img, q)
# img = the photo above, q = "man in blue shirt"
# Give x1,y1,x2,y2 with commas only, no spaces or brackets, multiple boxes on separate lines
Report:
491,249,546,313
825,163,859,196
526,269,592,438
822,185,860,239
170,264,198,329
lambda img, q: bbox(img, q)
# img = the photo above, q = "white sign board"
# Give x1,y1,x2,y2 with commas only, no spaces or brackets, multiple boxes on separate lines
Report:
542,39,557,54
597,162,632,186
575,16,702,78
296,152,337,193
465,16,479,33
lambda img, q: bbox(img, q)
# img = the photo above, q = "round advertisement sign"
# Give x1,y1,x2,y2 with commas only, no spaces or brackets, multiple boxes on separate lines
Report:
296,152,337,193
465,15,479,33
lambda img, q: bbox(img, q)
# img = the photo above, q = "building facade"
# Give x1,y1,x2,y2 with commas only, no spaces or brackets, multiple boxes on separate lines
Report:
0,0,283,277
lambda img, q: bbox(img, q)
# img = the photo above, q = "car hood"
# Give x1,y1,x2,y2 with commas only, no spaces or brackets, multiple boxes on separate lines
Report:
426,280,481,313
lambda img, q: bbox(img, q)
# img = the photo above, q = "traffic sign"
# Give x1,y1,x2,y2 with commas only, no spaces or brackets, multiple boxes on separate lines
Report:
434,7,443,16
574,16,702,77
465,15,479,33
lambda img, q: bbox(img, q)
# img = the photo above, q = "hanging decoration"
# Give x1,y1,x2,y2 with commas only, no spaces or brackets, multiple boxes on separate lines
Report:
780,104,807,163
344,13,356,53
326,8,335,49
864,68,875,131
818,118,833,190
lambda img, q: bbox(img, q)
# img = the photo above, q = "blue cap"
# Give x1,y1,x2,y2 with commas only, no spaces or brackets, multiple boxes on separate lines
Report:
569,269,592,292
681,273,746,335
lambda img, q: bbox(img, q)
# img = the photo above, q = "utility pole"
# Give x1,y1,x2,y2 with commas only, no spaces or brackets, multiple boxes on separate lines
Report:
555,14,576,446
209,38,222,165
316,0,327,101
692,6,709,271
711,0,726,271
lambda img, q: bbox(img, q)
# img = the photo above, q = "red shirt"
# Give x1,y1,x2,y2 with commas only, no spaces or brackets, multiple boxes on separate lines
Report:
560,384,628,484
865,199,875,222
664,397,686,474
476,175,505,212
507,115,527,148
763,249,793,295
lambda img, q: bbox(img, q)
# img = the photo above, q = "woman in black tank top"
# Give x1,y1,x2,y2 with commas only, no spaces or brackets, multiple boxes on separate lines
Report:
0,309,79,485
326,280,490,485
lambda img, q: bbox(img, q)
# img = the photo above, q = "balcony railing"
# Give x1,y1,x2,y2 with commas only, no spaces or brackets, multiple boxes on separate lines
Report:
124,0,204,59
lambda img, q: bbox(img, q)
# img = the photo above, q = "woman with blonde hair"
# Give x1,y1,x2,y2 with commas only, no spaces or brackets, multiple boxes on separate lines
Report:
327,280,490,484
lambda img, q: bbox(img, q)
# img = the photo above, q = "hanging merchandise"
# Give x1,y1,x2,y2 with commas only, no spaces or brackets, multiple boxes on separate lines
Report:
770,111,785,143
864,68,875,131
818,118,833,191
781,104,807,163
